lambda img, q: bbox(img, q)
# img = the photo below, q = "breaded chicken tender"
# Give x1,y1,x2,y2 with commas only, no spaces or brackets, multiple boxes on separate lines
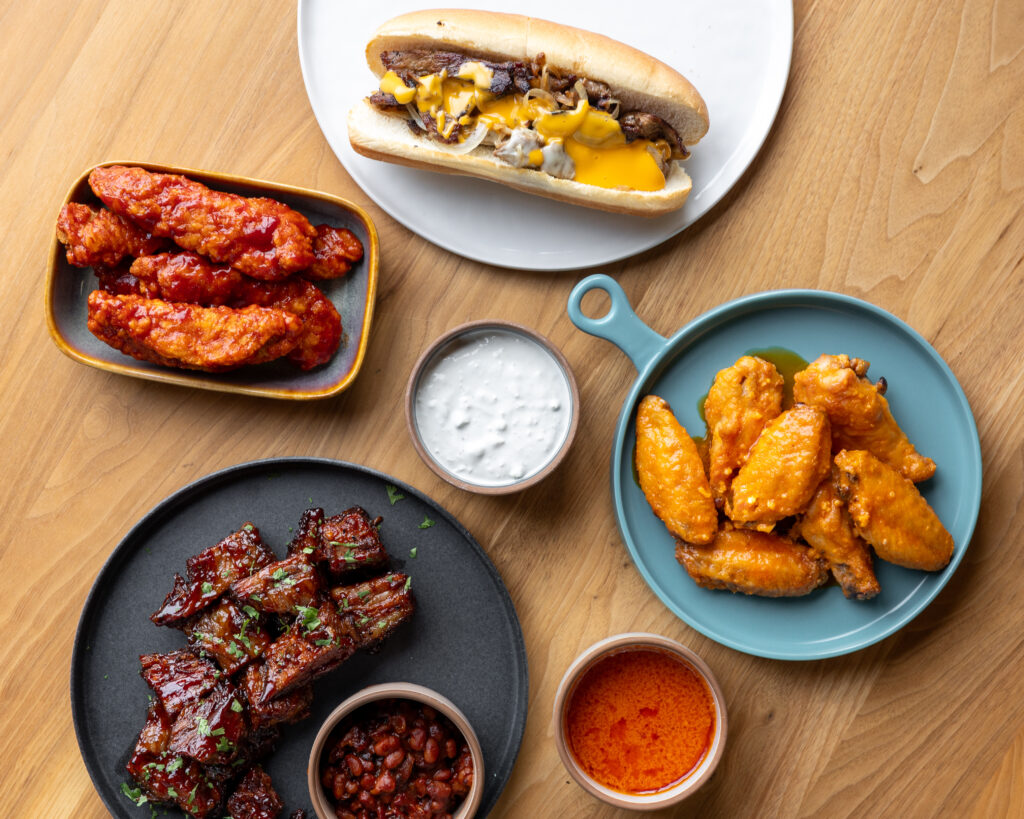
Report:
87,291,302,371
834,449,953,572
126,252,342,370
704,355,784,503
307,225,364,279
56,202,165,267
89,166,316,280
793,354,936,482
675,528,828,597
726,404,832,528
636,395,717,545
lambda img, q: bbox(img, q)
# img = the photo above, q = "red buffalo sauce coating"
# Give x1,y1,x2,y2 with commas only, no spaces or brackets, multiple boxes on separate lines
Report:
565,649,715,794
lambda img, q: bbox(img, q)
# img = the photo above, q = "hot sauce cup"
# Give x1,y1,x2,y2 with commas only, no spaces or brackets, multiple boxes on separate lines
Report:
552,633,728,810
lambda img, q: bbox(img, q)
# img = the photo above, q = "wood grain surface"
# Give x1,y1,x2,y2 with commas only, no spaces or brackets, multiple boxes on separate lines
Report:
1,1,1022,817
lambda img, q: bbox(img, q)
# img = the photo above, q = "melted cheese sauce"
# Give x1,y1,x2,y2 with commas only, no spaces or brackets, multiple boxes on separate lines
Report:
378,69,667,190
414,330,572,487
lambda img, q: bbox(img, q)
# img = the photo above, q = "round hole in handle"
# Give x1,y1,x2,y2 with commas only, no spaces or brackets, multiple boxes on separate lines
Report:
580,288,612,322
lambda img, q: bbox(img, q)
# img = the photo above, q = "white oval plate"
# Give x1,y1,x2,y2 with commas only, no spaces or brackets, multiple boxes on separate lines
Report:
297,0,793,271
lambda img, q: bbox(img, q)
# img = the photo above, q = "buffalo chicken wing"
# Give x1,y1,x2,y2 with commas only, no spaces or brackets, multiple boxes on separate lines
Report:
796,477,880,600
676,528,829,597
726,404,831,528
703,355,784,504
635,395,717,545
793,354,936,482
834,449,953,571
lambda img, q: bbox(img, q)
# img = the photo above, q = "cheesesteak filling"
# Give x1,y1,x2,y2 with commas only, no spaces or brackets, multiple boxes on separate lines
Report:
367,50,688,191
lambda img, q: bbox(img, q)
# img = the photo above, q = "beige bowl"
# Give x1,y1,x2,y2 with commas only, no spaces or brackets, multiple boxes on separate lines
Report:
404,320,580,495
552,633,727,810
308,682,484,819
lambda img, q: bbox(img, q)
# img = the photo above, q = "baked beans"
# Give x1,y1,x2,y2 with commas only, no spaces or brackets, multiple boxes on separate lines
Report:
321,699,474,818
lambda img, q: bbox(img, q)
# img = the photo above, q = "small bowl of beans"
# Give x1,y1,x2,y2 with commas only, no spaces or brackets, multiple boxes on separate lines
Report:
308,682,484,819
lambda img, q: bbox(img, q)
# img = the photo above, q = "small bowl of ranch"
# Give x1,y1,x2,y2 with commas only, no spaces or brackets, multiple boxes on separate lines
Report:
406,320,580,494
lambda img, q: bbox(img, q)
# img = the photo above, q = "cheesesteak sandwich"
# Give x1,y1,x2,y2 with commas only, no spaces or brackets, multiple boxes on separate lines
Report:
347,9,709,216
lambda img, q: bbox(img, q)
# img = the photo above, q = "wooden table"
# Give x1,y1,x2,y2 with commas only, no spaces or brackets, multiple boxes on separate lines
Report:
2,1,1022,816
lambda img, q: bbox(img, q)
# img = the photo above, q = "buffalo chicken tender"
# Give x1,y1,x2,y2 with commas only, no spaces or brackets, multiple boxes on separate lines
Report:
726,404,832,528
635,395,717,545
56,202,165,268
796,476,880,600
704,355,784,503
793,354,936,482
675,529,828,597
86,291,303,372
88,165,316,280
834,449,953,572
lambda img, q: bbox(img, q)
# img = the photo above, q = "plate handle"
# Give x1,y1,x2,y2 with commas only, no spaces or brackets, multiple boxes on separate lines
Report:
567,274,667,373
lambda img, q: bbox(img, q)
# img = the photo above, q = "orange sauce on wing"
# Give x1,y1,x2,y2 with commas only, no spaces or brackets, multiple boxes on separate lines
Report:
565,649,716,794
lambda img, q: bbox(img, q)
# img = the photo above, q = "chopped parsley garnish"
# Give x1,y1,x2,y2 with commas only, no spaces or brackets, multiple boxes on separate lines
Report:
242,605,260,620
226,641,244,659
196,717,212,737
357,615,371,626
215,736,234,752
386,484,404,505
409,547,418,558
201,581,214,594
230,699,243,713
314,638,333,646
166,757,183,773
404,576,412,591
302,545,315,554
272,569,288,581
244,523,254,532
188,783,198,805
297,605,321,632
166,787,177,798
418,516,435,529
357,589,371,600
121,782,148,806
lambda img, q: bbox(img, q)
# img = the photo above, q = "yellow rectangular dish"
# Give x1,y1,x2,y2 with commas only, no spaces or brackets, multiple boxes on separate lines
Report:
44,161,379,399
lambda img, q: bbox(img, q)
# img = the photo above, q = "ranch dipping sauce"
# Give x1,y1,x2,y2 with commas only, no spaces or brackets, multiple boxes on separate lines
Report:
414,328,573,488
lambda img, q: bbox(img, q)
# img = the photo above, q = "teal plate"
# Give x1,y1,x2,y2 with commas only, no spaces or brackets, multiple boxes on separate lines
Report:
568,275,982,660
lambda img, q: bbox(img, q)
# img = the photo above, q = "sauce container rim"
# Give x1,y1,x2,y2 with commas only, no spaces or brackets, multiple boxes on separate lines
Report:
404,319,580,495
307,681,485,819
551,632,728,810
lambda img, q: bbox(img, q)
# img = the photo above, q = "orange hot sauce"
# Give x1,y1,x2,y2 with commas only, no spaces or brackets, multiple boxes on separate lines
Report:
565,649,716,794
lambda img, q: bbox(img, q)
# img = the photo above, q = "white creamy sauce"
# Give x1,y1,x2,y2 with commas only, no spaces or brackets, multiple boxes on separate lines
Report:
414,330,572,487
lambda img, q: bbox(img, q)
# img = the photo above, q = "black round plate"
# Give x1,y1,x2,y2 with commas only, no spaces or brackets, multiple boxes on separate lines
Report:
70,457,528,817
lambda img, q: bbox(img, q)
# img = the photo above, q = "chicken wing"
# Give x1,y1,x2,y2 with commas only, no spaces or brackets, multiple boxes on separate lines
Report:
86,291,302,372
56,202,165,267
307,224,364,279
793,354,936,482
675,528,828,597
126,252,342,370
834,449,953,571
726,404,831,528
796,476,880,599
703,355,784,503
635,394,717,545
89,165,316,280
